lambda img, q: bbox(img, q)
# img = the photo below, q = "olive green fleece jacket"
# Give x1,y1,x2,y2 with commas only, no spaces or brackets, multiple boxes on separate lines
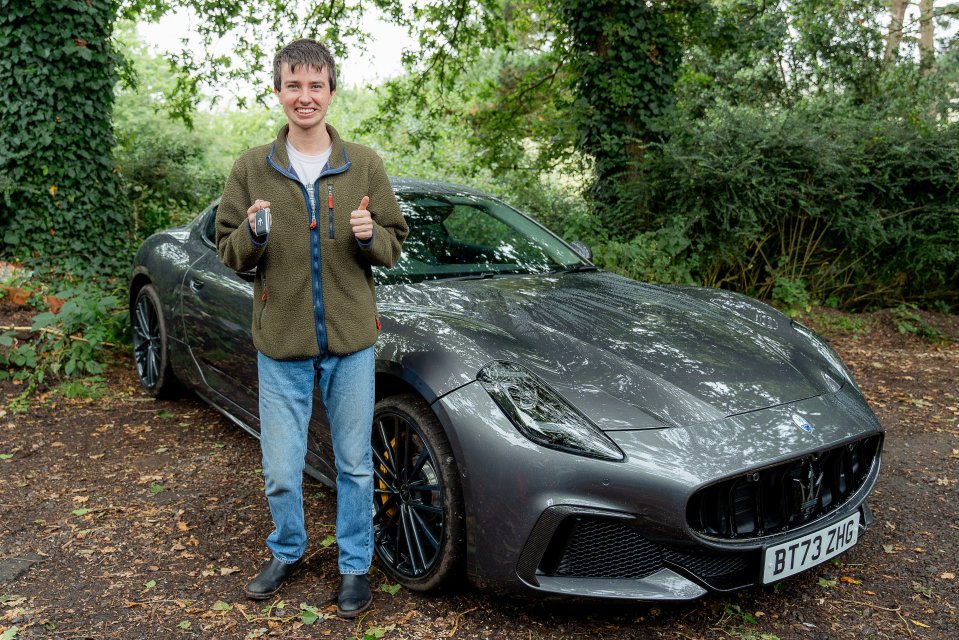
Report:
216,124,408,359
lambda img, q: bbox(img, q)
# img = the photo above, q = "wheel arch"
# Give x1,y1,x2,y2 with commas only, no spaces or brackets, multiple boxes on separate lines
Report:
373,366,479,584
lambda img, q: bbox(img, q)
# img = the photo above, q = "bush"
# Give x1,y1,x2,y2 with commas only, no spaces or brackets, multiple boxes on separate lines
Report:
622,100,959,309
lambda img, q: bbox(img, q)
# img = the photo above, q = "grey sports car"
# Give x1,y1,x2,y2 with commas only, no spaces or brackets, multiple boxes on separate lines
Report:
130,179,883,600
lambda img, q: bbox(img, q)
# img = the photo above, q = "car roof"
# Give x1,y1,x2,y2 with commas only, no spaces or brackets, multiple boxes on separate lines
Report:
389,177,491,198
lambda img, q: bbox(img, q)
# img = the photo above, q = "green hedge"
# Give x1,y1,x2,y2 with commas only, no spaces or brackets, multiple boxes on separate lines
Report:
565,101,958,310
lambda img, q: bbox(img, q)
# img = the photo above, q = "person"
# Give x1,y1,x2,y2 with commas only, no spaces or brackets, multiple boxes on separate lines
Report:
215,38,408,618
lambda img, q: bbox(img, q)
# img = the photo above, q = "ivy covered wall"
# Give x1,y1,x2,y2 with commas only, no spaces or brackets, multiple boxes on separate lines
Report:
0,0,130,276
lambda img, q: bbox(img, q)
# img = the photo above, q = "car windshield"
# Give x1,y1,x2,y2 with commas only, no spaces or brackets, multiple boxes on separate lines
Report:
375,191,587,285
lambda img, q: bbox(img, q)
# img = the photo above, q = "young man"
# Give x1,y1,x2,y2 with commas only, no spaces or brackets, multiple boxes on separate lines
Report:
215,39,407,618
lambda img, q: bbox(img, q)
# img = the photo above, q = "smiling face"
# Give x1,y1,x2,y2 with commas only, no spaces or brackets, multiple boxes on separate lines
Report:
275,62,335,136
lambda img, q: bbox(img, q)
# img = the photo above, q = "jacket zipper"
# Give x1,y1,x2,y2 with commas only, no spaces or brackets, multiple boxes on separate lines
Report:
327,183,334,239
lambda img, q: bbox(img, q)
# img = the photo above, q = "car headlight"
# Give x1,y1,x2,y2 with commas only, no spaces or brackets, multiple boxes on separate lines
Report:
791,320,862,394
477,361,625,462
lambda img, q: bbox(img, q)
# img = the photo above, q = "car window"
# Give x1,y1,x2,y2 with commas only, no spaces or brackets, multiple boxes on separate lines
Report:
203,207,217,246
376,193,585,285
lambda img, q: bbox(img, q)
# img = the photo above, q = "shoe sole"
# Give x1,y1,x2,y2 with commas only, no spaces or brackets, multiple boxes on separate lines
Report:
336,597,372,619
245,585,283,601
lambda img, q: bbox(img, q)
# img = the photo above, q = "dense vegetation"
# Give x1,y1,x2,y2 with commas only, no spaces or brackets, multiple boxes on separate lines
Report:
0,1,956,397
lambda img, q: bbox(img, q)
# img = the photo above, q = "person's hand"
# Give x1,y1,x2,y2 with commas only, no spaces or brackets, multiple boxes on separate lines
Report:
247,199,271,233
350,196,373,241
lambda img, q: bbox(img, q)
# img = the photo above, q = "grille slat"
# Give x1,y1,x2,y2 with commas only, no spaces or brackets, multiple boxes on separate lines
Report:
689,435,881,540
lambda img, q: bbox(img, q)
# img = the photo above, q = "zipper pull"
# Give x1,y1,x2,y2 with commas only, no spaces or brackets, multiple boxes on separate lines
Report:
310,211,317,230
327,184,334,210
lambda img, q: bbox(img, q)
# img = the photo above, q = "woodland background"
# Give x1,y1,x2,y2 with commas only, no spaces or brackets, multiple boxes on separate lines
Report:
0,0,957,391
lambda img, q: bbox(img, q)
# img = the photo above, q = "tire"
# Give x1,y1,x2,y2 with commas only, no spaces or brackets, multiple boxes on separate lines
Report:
131,284,177,397
371,393,465,591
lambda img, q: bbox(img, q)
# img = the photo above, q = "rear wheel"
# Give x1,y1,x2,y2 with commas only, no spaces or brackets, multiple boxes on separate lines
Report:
131,284,176,397
371,394,465,591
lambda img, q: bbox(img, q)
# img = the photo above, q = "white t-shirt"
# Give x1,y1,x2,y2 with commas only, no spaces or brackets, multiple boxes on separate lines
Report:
287,142,332,189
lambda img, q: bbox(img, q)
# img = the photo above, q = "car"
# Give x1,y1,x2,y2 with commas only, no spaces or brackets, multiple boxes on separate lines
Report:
130,178,884,600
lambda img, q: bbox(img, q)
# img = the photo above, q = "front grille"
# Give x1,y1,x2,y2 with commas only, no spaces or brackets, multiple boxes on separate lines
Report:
537,517,663,579
688,434,881,539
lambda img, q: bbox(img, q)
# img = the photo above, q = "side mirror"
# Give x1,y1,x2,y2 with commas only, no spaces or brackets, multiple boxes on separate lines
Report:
569,240,593,262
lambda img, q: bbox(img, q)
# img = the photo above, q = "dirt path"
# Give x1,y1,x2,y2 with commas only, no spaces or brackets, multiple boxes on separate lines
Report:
1,303,957,640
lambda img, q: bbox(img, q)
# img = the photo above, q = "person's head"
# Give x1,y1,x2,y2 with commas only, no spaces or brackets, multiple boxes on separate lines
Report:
273,39,337,92
273,39,337,136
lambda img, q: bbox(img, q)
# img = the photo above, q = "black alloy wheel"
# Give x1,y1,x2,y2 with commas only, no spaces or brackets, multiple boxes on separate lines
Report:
131,284,175,396
372,394,464,591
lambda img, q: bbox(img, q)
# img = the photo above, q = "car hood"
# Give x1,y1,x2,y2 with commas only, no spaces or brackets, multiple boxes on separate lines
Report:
379,271,842,430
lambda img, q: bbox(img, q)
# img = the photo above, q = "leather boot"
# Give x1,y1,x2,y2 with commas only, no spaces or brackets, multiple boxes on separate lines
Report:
244,557,302,600
336,573,372,618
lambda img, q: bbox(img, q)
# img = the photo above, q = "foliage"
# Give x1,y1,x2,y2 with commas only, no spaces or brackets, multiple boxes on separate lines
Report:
558,0,706,235
631,98,958,309
0,279,128,411
113,24,228,238
892,303,952,345
0,0,131,277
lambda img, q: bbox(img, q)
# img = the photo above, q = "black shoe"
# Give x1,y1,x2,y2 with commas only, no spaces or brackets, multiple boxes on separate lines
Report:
336,573,372,618
244,557,302,600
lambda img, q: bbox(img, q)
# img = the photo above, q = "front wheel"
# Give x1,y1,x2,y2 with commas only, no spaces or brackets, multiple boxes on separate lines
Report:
371,394,465,591
131,284,177,397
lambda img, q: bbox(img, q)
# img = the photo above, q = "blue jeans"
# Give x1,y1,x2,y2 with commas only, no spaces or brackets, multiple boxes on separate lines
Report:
257,348,375,574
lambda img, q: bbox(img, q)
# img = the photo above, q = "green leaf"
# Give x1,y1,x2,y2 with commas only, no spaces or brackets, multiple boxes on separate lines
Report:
299,604,319,625
320,535,336,548
71,508,90,516
818,577,837,588
0,454,13,460
177,621,191,630
149,483,165,495
157,410,174,419
144,580,156,591
211,600,233,611
0,625,20,640
380,583,401,596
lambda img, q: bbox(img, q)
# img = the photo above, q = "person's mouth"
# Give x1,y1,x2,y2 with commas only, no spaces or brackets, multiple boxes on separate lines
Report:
295,107,317,115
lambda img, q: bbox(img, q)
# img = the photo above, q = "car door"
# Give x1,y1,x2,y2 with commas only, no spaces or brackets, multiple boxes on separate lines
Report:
181,208,260,420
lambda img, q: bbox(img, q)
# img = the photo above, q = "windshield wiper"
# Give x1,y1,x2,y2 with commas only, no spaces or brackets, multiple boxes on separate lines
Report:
435,271,501,281
556,264,598,274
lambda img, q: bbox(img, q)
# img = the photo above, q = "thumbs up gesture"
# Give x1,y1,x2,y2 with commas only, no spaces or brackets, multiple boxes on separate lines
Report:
350,196,373,241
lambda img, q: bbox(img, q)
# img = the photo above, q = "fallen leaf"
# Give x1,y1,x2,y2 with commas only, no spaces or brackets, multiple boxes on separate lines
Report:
71,508,90,517
818,578,837,588
840,576,862,585
911,620,930,628
320,535,336,548
941,572,955,580
177,621,191,630
211,601,232,612
219,567,240,576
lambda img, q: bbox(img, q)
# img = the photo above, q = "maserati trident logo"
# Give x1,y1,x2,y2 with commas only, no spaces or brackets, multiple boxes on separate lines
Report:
792,460,824,520
791,413,813,432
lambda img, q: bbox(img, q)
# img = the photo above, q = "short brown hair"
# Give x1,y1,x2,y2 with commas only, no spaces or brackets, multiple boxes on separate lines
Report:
273,39,337,91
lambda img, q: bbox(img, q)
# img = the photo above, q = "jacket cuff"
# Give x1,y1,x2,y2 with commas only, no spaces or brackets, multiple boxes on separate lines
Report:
248,223,269,247
355,228,374,248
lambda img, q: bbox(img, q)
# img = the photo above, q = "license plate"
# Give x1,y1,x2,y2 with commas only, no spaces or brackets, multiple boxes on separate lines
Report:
762,513,860,583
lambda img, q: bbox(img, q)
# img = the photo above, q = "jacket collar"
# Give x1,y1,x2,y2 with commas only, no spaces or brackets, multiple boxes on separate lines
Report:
267,124,351,180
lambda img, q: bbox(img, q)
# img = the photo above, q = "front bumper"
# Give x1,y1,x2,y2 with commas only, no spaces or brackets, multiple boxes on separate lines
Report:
432,381,882,599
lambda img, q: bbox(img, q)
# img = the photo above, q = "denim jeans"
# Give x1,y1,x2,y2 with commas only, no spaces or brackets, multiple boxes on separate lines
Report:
257,348,375,574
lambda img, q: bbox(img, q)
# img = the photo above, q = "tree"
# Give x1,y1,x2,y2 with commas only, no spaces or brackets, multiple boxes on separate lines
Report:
0,0,130,277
